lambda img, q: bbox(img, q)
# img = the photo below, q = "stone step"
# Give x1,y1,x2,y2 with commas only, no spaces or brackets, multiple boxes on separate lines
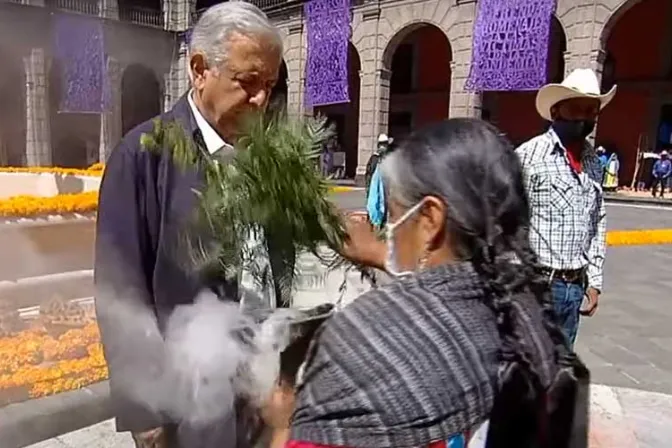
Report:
0,219,94,281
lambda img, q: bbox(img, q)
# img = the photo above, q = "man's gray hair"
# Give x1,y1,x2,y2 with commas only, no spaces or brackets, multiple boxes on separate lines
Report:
189,1,283,68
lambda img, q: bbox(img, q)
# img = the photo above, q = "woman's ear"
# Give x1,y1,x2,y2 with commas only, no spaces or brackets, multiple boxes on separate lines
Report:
418,196,446,249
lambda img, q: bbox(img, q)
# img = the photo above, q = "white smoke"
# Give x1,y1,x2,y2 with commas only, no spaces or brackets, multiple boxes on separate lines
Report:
100,289,303,428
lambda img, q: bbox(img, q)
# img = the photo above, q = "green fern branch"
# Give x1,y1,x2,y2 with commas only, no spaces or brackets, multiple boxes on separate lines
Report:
140,112,360,307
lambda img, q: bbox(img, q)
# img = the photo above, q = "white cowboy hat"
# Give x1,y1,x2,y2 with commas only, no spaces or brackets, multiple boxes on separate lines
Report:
377,133,390,143
536,68,617,121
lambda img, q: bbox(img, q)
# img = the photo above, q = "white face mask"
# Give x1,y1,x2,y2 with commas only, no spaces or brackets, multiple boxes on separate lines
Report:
384,201,425,277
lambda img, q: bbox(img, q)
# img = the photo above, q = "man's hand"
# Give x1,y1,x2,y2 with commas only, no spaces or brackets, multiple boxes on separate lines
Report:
580,287,600,317
339,212,386,270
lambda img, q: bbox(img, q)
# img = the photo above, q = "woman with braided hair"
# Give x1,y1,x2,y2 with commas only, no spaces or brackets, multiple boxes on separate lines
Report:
263,118,588,448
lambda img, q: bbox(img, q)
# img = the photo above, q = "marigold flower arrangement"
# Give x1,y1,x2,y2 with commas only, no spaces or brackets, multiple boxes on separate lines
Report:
0,163,103,218
0,163,104,177
0,322,108,404
0,191,99,218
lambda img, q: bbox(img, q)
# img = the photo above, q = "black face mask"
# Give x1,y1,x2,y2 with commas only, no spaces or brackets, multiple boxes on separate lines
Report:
551,119,596,144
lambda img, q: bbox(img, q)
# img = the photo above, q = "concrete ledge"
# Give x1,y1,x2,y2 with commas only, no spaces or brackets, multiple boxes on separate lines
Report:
0,172,100,200
0,269,93,310
0,381,112,448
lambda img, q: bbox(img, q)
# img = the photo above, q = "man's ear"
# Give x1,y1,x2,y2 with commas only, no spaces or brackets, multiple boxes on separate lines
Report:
189,52,208,90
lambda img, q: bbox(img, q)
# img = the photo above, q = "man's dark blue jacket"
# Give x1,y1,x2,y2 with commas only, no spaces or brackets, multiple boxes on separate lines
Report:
94,95,241,437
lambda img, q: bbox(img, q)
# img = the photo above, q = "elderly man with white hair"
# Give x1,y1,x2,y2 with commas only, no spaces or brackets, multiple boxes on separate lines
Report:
94,2,283,447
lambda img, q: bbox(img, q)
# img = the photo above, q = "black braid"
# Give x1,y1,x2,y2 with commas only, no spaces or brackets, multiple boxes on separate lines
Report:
469,225,540,378
508,225,574,363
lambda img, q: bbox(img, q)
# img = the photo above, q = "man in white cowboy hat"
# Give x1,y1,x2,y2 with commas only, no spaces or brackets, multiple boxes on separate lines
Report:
516,68,617,348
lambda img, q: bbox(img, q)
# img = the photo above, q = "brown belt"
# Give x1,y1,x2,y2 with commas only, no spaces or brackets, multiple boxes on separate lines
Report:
538,267,586,283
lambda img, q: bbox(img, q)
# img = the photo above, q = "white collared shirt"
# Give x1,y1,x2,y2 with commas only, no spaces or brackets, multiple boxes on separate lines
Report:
187,90,233,154
186,92,275,307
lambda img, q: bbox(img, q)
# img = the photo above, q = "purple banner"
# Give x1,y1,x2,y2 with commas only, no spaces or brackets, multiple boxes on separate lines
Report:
304,0,351,107
466,0,556,91
53,14,107,113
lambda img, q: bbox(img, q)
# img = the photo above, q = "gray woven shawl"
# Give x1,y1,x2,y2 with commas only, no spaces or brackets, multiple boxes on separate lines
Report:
290,262,556,447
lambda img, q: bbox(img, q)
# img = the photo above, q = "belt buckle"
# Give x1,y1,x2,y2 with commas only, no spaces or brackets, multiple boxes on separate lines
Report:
563,269,582,283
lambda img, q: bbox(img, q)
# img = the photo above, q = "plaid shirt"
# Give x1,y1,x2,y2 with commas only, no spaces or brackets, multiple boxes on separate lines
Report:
516,129,607,290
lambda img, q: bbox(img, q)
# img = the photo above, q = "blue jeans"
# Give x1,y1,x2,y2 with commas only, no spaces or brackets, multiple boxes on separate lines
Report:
550,279,584,348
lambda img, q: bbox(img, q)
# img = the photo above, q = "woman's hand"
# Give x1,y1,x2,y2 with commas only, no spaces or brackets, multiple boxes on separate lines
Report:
340,212,386,270
261,380,296,430
131,427,166,448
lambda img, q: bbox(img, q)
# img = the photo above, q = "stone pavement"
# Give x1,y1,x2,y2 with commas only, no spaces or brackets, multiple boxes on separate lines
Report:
24,384,672,448
576,244,672,395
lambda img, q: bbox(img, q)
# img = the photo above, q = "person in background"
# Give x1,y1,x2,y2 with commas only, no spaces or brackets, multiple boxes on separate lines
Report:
94,3,283,447
516,68,616,348
652,150,672,198
364,133,392,195
603,151,620,191
321,139,334,177
596,145,609,183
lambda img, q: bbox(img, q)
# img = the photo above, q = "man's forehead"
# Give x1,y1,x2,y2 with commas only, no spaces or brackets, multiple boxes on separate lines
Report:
224,32,281,77
556,97,600,110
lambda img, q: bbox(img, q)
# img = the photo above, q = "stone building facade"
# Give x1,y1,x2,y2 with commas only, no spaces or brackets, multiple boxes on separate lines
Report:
0,0,666,185
267,0,668,184
0,0,175,167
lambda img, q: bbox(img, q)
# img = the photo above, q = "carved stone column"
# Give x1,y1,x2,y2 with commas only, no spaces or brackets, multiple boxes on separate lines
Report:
100,0,119,20
284,22,305,120
164,34,190,110
355,67,390,183
164,0,196,32
24,48,51,167
449,60,482,118
99,57,122,161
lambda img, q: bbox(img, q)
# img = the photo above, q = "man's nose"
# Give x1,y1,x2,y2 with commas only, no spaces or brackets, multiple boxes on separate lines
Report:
250,88,269,107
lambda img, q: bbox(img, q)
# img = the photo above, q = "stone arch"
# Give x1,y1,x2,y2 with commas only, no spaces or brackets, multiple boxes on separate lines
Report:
347,0,467,180
370,0,463,66
267,59,289,115
382,22,452,139
313,43,361,179
0,46,26,166
555,0,645,51
594,0,672,187
481,15,566,146
597,0,650,49
121,63,162,135
381,20,449,71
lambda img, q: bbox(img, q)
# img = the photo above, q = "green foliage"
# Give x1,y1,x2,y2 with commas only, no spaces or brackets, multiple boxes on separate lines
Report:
141,112,351,306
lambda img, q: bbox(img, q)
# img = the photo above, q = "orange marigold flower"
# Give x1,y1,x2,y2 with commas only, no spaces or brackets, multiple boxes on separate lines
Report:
0,191,99,218
0,323,109,401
